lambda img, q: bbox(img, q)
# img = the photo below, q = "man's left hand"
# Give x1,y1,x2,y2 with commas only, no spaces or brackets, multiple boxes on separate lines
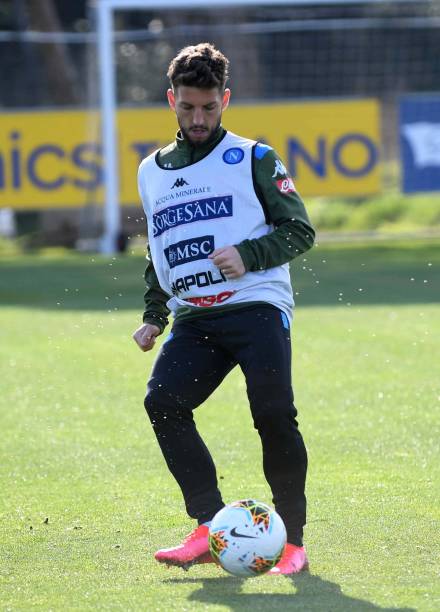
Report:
209,246,246,279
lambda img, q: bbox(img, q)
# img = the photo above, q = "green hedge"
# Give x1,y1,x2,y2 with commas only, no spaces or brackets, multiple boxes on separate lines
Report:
308,193,440,233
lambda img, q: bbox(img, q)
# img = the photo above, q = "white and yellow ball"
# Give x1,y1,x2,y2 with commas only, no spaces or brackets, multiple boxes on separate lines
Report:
209,499,286,577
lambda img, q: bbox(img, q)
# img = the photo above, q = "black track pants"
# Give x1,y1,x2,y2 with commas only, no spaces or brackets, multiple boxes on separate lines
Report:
144,304,308,545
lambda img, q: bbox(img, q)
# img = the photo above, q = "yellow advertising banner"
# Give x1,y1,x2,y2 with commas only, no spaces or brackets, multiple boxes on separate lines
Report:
0,99,380,209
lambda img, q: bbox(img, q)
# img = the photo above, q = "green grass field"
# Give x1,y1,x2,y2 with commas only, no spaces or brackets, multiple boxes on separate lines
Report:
1,239,439,611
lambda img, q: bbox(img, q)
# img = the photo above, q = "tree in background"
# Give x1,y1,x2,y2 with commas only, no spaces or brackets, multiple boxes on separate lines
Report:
26,0,80,105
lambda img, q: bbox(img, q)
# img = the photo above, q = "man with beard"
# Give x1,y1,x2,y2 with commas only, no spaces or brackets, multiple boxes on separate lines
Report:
133,42,315,575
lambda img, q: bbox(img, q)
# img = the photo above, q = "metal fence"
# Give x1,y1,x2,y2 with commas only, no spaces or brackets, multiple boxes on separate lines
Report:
1,1,439,244
0,2,439,108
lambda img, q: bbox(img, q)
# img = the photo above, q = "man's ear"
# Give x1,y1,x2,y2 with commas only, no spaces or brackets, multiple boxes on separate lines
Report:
167,88,176,110
222,88,231,111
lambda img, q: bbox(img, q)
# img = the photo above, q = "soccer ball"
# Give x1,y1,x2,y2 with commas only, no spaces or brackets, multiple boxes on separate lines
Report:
208,499,286,577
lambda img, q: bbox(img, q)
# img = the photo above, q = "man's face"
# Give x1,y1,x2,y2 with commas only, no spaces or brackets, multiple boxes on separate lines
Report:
167,86,230,146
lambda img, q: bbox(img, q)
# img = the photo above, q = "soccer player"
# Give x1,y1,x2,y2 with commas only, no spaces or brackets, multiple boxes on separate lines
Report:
133,43,315,575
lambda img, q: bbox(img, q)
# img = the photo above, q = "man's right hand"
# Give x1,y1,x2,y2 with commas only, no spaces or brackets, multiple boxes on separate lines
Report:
132,323,161,352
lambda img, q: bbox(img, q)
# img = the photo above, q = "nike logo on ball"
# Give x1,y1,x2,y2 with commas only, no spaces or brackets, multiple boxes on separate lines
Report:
230,527,258,539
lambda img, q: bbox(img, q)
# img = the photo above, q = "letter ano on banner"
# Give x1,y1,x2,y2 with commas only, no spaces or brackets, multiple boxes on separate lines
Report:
0,100,381,209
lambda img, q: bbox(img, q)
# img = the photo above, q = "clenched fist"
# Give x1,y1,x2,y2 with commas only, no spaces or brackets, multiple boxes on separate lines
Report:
132,322,161,352
209,246,246,279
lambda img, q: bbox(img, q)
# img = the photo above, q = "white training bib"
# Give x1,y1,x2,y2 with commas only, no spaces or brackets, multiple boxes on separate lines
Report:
138,131,293,320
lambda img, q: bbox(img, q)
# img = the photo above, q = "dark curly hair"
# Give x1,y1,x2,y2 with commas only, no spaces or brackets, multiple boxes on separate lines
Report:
167,43,229,91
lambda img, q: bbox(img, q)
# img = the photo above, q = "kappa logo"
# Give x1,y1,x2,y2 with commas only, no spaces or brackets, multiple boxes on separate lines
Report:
272,159,288,178
164,235,215,269
171,177,189,189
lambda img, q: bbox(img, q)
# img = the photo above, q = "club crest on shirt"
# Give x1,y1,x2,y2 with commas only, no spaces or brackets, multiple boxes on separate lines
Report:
223,148,245,164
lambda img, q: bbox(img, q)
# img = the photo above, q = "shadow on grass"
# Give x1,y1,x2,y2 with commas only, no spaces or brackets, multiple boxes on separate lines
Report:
165,573,415,612
0,241,438,311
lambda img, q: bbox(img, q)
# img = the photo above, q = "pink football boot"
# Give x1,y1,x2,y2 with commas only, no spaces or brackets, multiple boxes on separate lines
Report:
154,524,212,570
269,543,309,575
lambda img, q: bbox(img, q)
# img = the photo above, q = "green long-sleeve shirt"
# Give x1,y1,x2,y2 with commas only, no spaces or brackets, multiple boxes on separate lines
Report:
142,127,315,333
